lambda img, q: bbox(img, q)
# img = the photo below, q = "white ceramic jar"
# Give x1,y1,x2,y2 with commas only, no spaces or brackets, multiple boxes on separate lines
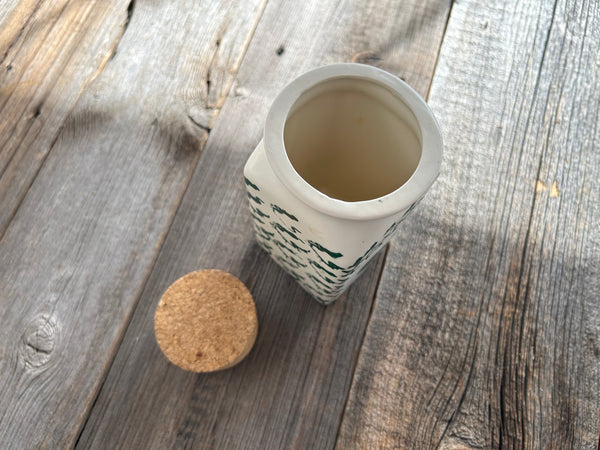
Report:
244,63,442,305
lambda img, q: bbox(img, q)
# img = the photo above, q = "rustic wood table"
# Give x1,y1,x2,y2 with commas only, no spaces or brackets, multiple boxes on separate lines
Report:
1,0,599,448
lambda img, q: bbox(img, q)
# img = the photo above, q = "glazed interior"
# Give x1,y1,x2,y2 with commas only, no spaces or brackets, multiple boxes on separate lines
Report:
283,77,422,202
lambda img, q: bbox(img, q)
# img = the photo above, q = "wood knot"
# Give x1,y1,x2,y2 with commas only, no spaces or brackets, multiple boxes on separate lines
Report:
19,314,59,370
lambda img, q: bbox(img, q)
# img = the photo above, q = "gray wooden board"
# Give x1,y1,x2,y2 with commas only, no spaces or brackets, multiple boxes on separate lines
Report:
0,0,132,235
337,0,600,448
0,0,267,447
76,0,453,448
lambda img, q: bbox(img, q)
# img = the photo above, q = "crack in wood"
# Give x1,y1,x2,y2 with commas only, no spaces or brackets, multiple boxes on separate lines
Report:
25,339,51,355
206,68,211,99
491,1,561,447
126,0,135,25
109,0,135,61
187,113,211,132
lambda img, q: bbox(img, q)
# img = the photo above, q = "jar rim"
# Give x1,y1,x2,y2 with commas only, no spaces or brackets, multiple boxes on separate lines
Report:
264,63,443,220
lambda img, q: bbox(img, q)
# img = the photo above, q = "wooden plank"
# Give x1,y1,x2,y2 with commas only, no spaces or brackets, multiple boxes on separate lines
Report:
337,0,600,448
76,0,453,448
0,0,268,447
0,0,133,235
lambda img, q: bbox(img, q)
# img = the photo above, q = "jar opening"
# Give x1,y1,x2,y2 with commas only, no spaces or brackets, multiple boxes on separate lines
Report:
283,77,422,202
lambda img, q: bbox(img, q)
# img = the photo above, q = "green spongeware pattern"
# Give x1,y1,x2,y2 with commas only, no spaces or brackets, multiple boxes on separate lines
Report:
245,177,416,304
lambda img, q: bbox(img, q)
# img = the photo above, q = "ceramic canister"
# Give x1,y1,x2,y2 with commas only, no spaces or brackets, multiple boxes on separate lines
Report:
244,63,442,305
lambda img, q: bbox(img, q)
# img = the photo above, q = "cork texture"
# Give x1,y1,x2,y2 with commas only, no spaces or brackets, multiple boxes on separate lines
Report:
154,270,258,372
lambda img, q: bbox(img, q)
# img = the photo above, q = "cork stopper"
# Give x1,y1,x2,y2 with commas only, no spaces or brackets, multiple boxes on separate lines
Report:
154,270,258,372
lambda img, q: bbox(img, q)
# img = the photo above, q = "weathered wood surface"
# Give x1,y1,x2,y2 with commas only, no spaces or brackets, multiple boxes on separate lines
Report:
337,0,600,448
0,0,267,446
1,0,599,448
0,0,132,235
76,0,452,448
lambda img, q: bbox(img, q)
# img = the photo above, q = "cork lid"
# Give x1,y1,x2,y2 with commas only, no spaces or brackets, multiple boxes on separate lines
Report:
154,270,258,372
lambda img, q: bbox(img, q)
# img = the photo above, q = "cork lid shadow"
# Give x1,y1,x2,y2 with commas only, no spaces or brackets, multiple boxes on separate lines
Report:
154,270,258,373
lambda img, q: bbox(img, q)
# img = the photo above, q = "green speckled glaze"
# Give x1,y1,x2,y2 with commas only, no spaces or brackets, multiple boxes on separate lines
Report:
244,176,416,304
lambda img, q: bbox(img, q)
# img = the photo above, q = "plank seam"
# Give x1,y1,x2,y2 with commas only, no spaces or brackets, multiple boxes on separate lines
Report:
283,310,327,449
0,115,64,244
426,0,456,96
332,244,390,449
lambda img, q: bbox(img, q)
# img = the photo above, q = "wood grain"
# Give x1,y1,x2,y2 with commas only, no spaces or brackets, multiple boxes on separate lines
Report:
0,0,132,235
76,0,452,448
0,0,267,447
337,0,600,448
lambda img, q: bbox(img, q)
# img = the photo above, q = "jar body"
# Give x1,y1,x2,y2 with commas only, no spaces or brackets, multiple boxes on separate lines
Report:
243,63,442,305
244,140,418,305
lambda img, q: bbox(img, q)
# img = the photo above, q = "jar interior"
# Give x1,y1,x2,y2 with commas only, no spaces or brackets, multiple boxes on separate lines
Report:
283,77,422,202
